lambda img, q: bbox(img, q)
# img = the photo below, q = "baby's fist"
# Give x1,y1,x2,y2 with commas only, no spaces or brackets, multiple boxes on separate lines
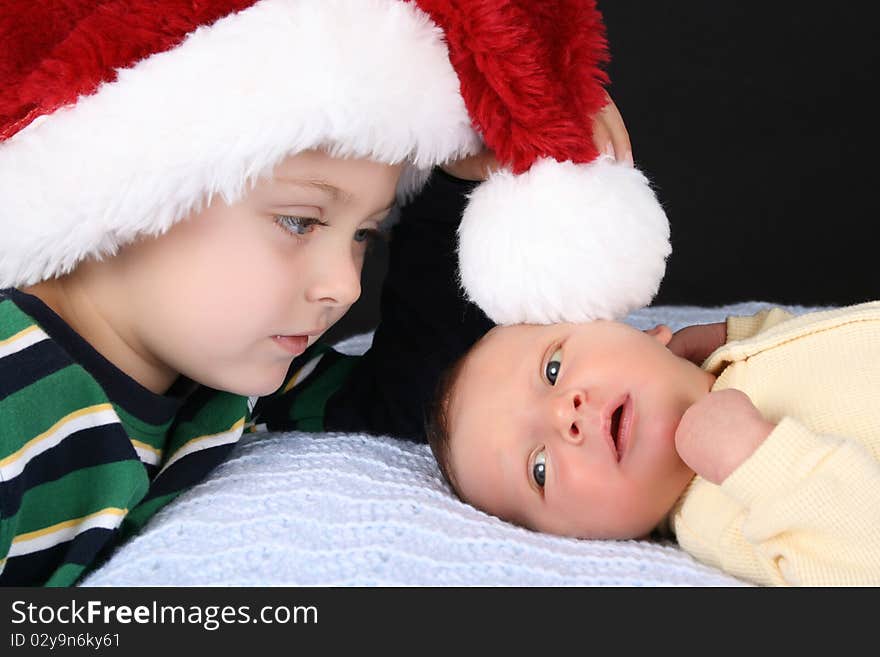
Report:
674,389,775,485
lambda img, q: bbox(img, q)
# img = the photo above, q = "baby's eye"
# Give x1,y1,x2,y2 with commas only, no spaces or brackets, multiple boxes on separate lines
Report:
354,227,382,244
545,348,563,385
532,449,547,488
275,215,324,236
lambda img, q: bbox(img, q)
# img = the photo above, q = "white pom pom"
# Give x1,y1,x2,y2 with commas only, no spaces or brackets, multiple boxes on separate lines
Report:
458,157,671,325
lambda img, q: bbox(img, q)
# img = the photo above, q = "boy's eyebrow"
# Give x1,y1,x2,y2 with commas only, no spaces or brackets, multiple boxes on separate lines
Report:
274,177,397,214
274,177,353,203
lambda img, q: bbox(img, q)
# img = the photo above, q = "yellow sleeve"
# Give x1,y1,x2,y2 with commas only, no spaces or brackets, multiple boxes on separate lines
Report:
719,417,880,586
725,307,796,342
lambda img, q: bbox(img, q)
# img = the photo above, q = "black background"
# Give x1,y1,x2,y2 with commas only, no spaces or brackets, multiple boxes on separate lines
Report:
328,1,879,343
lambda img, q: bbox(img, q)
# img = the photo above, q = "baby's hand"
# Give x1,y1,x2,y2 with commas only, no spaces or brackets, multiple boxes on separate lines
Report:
667,321,727,365
441,93,632,181
674,389,775,485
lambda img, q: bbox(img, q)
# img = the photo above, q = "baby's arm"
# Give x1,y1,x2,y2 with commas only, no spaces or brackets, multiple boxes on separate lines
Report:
726,306,796,342
675,390,880,585
668,307,799,366
675,389,774,485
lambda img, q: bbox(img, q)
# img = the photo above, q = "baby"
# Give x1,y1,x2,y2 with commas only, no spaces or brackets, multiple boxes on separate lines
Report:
1,0,643,586
427,302,880,586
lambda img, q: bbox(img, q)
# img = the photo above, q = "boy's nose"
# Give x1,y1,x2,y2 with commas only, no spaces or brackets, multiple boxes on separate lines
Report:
305,247,362,308
549,389,596,444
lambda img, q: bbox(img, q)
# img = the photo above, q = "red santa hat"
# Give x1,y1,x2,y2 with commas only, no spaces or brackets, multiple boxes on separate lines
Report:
0,0,670,325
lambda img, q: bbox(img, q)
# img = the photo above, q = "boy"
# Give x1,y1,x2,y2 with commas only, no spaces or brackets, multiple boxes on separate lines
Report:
1,0,645,585
427,304,880,586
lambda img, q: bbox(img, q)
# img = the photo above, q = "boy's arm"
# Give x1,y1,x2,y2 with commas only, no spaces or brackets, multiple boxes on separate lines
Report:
253,170,494,440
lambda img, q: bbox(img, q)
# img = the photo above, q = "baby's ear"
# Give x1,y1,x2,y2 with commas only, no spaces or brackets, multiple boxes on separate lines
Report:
644,324,672,346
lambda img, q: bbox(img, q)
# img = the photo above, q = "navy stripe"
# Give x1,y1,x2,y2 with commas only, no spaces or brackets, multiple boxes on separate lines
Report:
4,288,183,425
143,442,235,501
0,338,73,402
0,424,139,520
65,526,119,567
168,383,229,425
253,344,343,429
0,527,116,586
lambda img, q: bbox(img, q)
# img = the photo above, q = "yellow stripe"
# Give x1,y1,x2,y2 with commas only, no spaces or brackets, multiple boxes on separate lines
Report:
281,369,303,395
174,418,245,454
0,324,40,348
159,417,245,473
0,403,114,469
130,438,162,458
11,507,127,545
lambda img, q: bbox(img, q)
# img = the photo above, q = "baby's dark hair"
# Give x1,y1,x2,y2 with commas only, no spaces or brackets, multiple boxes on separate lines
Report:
425,341,536,535
424,352,470,498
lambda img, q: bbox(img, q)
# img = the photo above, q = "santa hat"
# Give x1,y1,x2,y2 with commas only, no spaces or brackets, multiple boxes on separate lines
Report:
0,0,670,325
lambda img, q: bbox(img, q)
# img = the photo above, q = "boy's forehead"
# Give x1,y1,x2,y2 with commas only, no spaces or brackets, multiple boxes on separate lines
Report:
266,149,401,209
271,151,346,183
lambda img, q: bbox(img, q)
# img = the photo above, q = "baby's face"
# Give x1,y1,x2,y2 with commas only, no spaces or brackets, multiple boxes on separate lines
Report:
447,321,714,539
96,149,401,396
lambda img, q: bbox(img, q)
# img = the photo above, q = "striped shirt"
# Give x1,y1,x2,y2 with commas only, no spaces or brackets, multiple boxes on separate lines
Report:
0,288,350,586
0,170,492,586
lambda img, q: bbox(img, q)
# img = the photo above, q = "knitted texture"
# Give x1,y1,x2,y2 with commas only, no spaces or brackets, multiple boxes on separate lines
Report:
81,304,822,587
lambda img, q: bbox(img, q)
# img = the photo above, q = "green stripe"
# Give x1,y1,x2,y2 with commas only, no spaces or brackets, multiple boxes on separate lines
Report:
164,391,248,459
0,299,253,585
119,491,179,536
1,365,114,459
287,354,358,431
45,563,86,587
12,462,147,535
0,298,38,340
115,405,173,451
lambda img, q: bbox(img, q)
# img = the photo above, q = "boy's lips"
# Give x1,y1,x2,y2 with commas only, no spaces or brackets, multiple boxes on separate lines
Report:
271,334,310,356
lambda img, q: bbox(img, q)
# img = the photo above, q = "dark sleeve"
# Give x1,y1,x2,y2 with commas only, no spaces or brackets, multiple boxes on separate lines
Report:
323,169,495,441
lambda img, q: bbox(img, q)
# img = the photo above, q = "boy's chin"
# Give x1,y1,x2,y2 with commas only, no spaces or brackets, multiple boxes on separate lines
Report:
206,368,290,398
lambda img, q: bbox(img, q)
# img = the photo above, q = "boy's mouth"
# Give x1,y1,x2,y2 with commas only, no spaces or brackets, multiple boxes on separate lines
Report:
272,335,309,357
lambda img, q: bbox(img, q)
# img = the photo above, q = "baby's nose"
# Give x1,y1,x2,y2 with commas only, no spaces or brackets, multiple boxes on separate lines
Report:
551,389,593,443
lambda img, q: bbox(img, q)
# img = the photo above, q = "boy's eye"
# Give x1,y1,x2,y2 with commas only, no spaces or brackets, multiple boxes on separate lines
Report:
545,348,563,385
275,215,323,236
532,449,547,488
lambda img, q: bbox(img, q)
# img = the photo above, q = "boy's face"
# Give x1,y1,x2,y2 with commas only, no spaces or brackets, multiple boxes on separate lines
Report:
90,149,402,396
447,321,714,539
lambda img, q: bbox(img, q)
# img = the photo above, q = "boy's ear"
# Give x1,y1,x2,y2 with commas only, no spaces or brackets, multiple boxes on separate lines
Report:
644,324,672,346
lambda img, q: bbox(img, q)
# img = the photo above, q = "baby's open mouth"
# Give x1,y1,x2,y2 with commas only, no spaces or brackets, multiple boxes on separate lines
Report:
607,394,632,462
610,402,624,457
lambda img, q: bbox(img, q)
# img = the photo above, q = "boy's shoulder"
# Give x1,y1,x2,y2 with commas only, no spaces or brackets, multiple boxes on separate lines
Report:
1,289,114,447
1,288,88,389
